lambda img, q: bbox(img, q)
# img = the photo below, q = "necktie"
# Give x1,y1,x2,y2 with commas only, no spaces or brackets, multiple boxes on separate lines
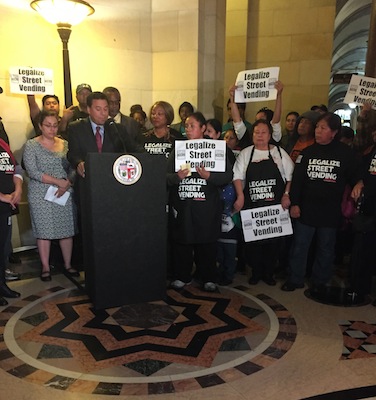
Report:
95,126,102,153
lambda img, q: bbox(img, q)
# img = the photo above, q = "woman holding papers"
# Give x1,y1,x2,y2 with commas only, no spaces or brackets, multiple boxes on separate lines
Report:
167,112,233,292
233,119,294,286
23,111,77,281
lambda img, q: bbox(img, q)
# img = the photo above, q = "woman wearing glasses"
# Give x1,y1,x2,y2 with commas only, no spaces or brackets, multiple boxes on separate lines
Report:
23,111,78,281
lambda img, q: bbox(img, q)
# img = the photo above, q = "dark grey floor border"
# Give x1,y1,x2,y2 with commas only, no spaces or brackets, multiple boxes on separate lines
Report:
302,385,376,400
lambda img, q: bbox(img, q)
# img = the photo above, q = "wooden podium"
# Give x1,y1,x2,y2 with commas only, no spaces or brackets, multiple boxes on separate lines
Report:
81,153,167,309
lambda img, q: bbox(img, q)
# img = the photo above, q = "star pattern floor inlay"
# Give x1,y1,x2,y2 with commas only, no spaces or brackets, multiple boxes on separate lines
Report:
0,284,297,395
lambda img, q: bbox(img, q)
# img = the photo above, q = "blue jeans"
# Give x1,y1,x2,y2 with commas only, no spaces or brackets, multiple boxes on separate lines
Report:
288,220,337,286
217,240,237,281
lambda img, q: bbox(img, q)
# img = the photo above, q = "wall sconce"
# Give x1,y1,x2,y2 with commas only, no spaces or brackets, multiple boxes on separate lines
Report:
30,0,95,107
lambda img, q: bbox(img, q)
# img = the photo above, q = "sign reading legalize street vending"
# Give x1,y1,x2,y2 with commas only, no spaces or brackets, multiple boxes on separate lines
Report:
344,74,376,110
175,139,226,172
9,66,54,95
234,67,280,103
240,204,293,242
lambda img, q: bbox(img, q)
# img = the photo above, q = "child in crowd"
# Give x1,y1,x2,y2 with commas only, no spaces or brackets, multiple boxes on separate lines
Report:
218,129,241,285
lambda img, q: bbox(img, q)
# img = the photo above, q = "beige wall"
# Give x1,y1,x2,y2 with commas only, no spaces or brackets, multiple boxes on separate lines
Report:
0,0,336,246
0,0,225,246
0,1,224,143
224,0,336,122
223,0,249,122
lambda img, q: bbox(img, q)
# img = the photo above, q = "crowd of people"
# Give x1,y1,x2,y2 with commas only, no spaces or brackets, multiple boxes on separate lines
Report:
0,80,375,305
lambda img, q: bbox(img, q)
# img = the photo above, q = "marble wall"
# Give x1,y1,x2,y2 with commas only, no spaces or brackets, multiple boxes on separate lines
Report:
0,0,336,246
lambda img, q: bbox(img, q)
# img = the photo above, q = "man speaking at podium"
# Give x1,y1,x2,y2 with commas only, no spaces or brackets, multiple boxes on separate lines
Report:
67,91,143,271
67,91,142,178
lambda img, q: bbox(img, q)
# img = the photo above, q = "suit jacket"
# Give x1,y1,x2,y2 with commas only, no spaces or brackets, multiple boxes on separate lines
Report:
119,113,141,141
67,117,143,169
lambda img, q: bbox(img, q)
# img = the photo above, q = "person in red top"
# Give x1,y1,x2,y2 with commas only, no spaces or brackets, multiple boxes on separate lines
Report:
0,122,23,305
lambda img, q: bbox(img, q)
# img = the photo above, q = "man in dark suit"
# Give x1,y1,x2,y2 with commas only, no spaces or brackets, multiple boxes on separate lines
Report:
103,86,141,142
67,91,143,270
67,91,142,178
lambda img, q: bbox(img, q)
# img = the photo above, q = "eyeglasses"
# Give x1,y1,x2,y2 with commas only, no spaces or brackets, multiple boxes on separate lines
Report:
42,124,58,129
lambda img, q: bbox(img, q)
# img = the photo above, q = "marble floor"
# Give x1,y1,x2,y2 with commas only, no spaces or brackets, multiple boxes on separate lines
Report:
1,250,376,400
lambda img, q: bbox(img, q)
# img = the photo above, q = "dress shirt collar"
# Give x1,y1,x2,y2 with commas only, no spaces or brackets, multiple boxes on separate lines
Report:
112,113,121,124
89,118,104,137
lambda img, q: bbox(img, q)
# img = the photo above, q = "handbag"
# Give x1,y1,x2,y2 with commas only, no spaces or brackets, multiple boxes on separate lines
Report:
341,185,356,219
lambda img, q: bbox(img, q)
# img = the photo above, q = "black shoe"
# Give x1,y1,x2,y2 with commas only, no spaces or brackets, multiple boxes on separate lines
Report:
0,283,20,298
65,268,80,278
40,271,51,282
281,281,304,292
263,277,276,286
0,297,8,306
248,277,260,285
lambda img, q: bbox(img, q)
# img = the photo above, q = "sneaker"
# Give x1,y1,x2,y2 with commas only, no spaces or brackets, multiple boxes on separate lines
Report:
203,282,217,292
170,279,192,289
5,269,21,281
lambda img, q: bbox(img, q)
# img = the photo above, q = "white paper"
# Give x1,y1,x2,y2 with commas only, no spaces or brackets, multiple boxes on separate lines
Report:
9,66,54,95
240,204,293,242
44,185,70,206
344,74,376,110
174,139,226,172
234,67,280,103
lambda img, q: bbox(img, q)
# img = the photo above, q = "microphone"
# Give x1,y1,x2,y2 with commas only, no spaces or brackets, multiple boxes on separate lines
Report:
105,118,126,152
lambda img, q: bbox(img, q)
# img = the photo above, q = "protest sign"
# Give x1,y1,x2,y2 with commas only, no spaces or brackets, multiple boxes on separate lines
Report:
175,139,226,172
234,67,280,103
344,75,376,110
240,204,293,242
9,66,54,95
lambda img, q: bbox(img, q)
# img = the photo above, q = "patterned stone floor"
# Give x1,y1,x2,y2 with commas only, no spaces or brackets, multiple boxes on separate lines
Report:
0,281,297,396
3,249,376,400
340,320,376,360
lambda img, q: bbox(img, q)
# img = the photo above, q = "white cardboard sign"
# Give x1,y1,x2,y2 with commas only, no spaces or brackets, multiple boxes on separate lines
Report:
240,204,293,242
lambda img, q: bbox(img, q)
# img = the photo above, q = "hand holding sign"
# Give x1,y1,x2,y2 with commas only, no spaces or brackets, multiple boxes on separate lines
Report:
196,165,210,180
234,67,280,103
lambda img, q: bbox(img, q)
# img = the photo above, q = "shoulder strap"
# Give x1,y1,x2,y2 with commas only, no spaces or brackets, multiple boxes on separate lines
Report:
275,144,283,159
0,138,16,166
